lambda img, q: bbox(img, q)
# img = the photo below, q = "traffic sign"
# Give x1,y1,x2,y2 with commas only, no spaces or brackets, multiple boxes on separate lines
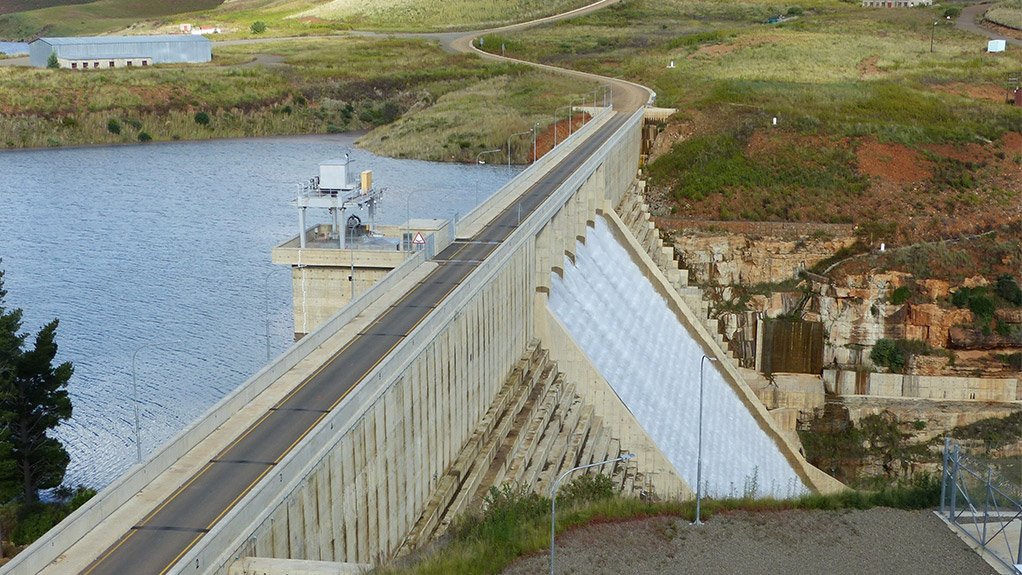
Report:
412,232,426,245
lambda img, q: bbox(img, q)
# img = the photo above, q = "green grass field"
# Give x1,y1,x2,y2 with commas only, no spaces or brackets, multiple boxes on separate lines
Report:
0,0,223,38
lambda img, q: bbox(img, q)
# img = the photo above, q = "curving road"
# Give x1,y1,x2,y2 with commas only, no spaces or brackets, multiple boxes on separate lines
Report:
80,3,649,574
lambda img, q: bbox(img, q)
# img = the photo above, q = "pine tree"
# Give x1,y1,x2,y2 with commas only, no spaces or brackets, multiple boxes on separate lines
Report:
0,267,73,502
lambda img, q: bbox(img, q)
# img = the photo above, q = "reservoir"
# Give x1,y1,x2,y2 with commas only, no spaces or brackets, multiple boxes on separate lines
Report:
0,42,28,55
0,134,513,488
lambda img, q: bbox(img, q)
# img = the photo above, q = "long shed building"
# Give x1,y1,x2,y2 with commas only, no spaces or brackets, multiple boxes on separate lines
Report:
29,35,211,69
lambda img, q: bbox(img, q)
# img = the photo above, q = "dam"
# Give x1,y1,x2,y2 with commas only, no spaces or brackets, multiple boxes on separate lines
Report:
1,39,840,575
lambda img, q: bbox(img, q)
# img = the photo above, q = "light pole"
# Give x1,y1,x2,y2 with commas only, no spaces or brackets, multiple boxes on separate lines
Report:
475,148,501,164
930,16,950,53
507,129,533,174
533,122,539,163
405,189,414,252
693,354,718,525
131,340,181,464
550,453,636,575
263,268,285,361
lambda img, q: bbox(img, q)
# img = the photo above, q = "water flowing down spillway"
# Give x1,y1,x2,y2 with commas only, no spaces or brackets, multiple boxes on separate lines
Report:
548,217,808,498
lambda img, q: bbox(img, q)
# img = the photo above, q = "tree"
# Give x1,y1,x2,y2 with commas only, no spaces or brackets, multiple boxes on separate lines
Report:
46,52,58,69
0,267,73,503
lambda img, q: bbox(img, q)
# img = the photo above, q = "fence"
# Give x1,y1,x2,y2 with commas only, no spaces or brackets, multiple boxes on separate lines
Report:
940,438,1022,574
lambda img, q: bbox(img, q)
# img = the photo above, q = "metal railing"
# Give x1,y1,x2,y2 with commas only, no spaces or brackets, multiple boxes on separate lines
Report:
940,438,1022,574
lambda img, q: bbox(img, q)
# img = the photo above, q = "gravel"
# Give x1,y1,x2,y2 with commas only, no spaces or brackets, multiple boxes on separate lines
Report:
502,507,997,575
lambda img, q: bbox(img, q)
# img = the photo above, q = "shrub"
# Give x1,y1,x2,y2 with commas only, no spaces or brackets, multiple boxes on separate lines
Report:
890,286,911,305
870,339,904,372
46,52,57,69
193,111,210,126
106,119,121,135
250,21,267,34
558,473,615,507
137,131,152,143
995,274,1022,305
786,6,804,16
942,6,961,19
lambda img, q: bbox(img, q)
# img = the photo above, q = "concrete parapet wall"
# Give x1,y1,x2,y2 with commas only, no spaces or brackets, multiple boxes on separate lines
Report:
0,251,430,575
824,369,1019,402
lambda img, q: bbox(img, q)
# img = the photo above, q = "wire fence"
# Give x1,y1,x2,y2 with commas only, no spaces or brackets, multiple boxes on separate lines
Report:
940,438,1022,574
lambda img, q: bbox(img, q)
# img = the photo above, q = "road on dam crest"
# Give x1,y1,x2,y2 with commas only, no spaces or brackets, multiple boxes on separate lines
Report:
82,110,638,575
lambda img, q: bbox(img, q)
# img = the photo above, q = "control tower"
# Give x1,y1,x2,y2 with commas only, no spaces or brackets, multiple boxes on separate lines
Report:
272,156,451,339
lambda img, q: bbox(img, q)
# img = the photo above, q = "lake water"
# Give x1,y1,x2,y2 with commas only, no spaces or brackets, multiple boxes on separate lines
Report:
0,134,514,489
0,42,28,55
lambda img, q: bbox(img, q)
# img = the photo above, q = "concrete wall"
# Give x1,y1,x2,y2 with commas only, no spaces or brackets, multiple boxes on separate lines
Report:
167,106,642,574
824,369,1019,402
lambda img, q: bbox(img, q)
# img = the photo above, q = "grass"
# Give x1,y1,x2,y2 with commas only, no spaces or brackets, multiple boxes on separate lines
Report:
985,0,1022,30
358,70,598,162
0,0,224,39
289,0,592,32
479,0,1022,240
0,36,594,153
378,474,941,575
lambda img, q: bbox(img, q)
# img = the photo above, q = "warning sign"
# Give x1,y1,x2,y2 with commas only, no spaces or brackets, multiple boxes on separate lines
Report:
412,232,426,245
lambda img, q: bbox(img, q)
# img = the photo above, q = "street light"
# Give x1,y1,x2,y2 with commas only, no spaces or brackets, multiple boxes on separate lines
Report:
549,453,636,575
405,189,414,252
533,122,539,163
475,148,502,164
930,16,950,53
131,340,182,463
507,129,533,175
693,354,718,525
262,268,286,361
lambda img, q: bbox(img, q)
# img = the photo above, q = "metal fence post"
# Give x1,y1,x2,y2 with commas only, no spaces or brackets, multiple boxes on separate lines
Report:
982,468,991,546
949,443,960,521
940,437,950,516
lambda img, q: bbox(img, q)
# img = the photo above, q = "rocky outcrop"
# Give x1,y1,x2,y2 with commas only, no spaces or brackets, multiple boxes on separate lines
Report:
948,326,1022,349
672,232,855,286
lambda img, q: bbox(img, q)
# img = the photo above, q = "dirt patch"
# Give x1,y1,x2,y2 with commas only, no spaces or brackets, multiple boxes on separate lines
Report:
503,508,996,575
534,112,590,160
930,81,1012,103
688,34,783,60
857,55,881,78
856,139,932,184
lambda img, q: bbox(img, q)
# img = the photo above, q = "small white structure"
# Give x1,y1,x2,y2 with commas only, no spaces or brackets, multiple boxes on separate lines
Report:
988,39,1007,53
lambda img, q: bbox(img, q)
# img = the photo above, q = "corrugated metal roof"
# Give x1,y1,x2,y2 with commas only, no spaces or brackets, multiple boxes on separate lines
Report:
34,35,210,46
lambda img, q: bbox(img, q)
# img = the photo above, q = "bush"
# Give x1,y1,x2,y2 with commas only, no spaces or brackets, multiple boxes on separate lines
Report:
250,21,267,34
558,473,615,507
137,131,152,143
870,338,939,373
106,119,121,135
193,111,210,126
995,274,1021,305
46,52,58,69
942,6,961,19
890,286,911,305
786,6,804,16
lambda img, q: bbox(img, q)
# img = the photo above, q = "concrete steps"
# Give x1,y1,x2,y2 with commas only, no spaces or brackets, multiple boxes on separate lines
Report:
398,340,648,554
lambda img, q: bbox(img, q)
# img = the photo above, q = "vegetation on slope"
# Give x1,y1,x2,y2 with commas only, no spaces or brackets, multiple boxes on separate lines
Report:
378,474,940,575
481,0,1022,242
0,36,594,154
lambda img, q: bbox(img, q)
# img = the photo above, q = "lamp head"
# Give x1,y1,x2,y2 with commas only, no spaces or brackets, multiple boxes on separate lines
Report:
620,453,636,462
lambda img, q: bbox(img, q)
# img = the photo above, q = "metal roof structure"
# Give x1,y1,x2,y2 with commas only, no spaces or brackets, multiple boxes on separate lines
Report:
29,35,211,67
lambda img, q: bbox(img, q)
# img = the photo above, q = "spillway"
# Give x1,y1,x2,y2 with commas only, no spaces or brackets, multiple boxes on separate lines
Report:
548,217,808,498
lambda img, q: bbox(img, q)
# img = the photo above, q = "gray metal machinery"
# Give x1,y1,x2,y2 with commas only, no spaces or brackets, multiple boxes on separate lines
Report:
293,154,382,249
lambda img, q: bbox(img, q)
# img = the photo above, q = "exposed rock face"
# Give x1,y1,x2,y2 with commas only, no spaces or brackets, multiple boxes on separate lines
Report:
672,232,855,286
948,327,1022,350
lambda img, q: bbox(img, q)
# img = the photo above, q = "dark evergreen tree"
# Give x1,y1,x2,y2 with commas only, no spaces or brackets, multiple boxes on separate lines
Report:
0,267,73,502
